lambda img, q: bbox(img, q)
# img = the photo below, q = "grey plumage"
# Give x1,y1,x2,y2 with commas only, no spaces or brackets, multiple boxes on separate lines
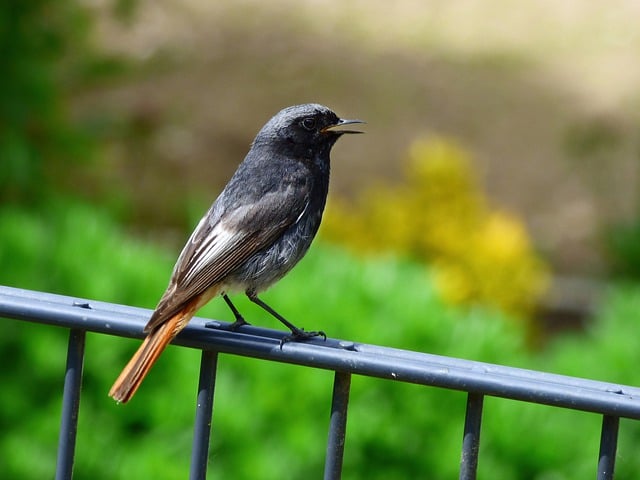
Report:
145,103,362,333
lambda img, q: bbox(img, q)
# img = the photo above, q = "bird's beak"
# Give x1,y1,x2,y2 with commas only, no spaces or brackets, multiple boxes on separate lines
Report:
322,118,366,135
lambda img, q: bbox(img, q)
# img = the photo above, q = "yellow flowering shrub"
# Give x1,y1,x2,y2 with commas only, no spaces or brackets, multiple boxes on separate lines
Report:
322,137,549,318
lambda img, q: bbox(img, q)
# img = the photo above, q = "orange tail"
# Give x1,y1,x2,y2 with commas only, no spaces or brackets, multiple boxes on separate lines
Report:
109,302,198,403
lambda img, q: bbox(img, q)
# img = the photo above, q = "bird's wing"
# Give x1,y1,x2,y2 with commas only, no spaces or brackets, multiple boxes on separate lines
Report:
144,185,308,332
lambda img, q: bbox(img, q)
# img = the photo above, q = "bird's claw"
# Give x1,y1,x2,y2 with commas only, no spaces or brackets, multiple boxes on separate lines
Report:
279,328,326,349
229,318,250,330
205,318,250,330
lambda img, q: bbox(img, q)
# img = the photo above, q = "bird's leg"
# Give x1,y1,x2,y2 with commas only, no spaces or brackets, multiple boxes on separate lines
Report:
223,294,250,329
246,291,326,346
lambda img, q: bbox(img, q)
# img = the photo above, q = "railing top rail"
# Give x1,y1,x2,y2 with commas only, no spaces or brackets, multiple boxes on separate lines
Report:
2,284,640,419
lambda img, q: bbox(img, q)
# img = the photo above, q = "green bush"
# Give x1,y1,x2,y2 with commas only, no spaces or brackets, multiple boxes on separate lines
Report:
1,202,639,479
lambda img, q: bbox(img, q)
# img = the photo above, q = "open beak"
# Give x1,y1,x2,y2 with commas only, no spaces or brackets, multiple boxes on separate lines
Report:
322,118,366,135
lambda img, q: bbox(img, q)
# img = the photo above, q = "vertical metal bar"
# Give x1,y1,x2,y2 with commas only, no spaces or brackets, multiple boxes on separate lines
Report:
459,392,484,480
323,371,352,480
597,415,620,480
189,350,219,480
55,329,86,480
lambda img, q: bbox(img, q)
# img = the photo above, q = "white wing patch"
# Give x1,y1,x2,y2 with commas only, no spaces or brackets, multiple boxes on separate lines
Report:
182,223,237,285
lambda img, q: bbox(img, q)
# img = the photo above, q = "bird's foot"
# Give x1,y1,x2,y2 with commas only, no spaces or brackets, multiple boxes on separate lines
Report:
279,328,326,348
205,318,250,330
229,318,250,330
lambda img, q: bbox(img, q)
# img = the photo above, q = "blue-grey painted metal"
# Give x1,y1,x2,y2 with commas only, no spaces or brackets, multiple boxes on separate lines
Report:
324,371,352,480
55,329,86,480
459,392,484,480
190,350,219,480
2,285,640,420
598,415,620,480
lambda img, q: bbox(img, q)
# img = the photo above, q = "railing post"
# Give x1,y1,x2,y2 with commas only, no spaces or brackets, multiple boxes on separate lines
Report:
597,415,619,480
190,350,219,480
324,371,352,480
55,328,86,480
459,392,484,480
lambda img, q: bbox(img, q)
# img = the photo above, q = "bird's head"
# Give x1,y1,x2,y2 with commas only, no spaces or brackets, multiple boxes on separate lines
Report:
254,103,364,156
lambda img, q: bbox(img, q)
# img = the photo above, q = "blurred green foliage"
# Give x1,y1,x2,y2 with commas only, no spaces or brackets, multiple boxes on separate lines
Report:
1,201,640,479
322,137,549,320
0,0,97,203
605,219,640,279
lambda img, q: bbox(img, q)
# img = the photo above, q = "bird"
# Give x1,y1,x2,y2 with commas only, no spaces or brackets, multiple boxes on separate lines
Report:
109,103,364,403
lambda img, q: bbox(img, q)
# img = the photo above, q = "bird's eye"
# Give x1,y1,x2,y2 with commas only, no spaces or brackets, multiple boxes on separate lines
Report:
301,117,316,131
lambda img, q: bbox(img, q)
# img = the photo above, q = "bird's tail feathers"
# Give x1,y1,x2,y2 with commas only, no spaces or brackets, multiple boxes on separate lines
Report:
109,301,198,404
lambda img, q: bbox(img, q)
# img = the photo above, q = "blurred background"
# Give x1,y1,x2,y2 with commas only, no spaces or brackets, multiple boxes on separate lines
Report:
2,1,640,478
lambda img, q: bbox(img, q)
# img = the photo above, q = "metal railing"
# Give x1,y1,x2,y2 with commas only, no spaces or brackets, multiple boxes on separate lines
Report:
1,284,640,479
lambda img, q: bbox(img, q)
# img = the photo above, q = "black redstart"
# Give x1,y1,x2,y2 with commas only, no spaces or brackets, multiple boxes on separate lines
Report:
110,103,363,403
